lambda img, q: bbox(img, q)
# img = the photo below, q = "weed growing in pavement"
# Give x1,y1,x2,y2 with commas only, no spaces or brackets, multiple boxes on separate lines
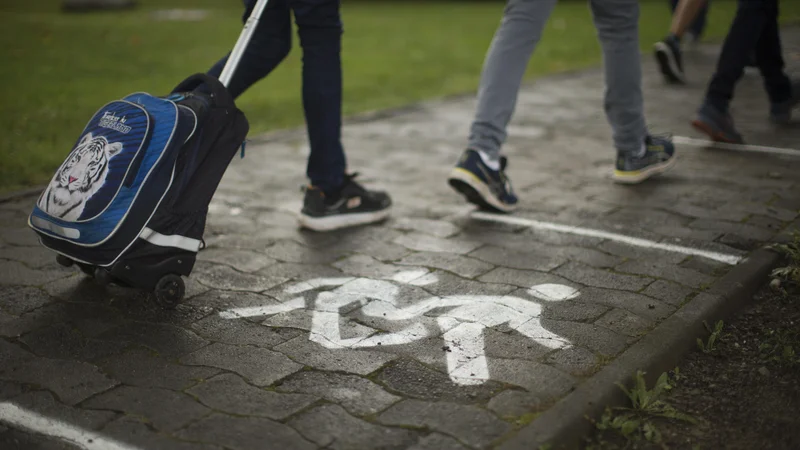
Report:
759,326,800,368
587,370,695,449
697,320,724,354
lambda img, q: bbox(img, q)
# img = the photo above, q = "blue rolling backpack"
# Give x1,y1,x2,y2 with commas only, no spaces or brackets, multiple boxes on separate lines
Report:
28,0,271,307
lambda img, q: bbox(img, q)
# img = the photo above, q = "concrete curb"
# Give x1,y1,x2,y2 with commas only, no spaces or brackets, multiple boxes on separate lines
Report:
496,246,783,450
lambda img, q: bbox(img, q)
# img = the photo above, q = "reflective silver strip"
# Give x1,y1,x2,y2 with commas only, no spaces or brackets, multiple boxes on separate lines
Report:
139,227,200,252
30,216,80,239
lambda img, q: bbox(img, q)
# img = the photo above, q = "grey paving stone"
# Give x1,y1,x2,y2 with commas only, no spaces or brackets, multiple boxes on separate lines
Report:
718,233,761,251
378,399,511,449
393,233,482,255
477,267,582,290
746,214,785,233
544,346,601,377
84,385,210,432
264,240,348,264
595,308,654,337
176,413,316,450
485,358,576,398
651,225,723,242
190,314,302,348
181,342,302,386
417,270,517,298
0,228,40,247
96,322,209,359
188,373,317,420
539,319,629,356
274,336,396,375
391,217,460,238
0,286,51,316
540,300,609,322
185,289,285,311
641,280,694,307
333,238,412,262
596,241,687,265
397,252,494,279
196,248,275,273
102,416,224,450
0,381,26,401
688,219,775,241
407,433,470,450
482,328,556,361
257,261,344,280
19,323,129,362
488,390,549,418
0,356,117,405
376,358,503,403
333,254,429,281
464,231,623,268
289,404,418,450
204,234,278,252
193,263,288,293
616,260,716,289
577,287,675,321
469,245,566,272
554,262,653,292
276,370,401,416
0,246,59,269
0,261,70,287
10,391,117,433
99,347,221,390
680,255,729,276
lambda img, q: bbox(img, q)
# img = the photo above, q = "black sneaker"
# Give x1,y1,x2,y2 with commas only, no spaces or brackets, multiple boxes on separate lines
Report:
298,174,392,231
654,36,686,84
612,134,677,184
447,149,518,213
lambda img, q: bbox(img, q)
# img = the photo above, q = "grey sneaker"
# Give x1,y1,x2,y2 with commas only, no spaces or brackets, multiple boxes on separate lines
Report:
654,35,686,84
612,135,677,184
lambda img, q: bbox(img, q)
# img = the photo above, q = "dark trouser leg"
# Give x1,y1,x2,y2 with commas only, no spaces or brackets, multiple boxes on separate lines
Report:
291,0,346,193
754,0,792,104
208,0,292,99
705,0,773,112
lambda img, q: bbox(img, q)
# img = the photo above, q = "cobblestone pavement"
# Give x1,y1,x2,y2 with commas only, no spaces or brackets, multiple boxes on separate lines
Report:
1,30,799,450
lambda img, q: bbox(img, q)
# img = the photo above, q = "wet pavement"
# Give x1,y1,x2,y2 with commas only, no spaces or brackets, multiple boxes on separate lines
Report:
1,28,799,450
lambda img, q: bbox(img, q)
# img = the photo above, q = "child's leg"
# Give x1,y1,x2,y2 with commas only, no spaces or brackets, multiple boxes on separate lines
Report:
292,0,346,193
208,0,292,99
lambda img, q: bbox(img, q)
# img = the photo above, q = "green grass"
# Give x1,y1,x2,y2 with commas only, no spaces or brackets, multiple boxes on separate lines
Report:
2,0,799,193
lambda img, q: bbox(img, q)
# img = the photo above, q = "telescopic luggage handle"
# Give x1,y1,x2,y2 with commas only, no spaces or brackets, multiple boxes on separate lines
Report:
218,0,270,88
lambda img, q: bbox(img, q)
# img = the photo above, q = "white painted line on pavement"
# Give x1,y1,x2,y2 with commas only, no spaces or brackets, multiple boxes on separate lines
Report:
470,211,743,265
673,135,800,157
0,402,140,450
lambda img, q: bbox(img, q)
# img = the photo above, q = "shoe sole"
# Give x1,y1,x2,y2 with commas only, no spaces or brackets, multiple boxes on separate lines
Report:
691,119,744,144
654,42,686,84
612,155,678,185
448,168,517,214
298,208,392,232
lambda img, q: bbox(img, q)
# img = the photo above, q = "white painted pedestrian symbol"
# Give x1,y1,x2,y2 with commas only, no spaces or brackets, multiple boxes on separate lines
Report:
219,271,578,385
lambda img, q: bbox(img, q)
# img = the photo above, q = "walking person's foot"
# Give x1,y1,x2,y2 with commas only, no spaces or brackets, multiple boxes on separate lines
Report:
448,149,518,213
654,35,686,84
612,134,677,184
770,79,800,125
298,174,392,231
691,103,744,144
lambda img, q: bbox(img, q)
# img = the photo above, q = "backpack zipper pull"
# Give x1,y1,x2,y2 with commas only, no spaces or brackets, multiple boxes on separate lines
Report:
240,140,247,159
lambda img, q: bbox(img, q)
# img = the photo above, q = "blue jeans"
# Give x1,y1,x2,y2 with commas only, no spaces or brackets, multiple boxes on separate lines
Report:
705,0,791,112
208,0,346,193
669,0,709,38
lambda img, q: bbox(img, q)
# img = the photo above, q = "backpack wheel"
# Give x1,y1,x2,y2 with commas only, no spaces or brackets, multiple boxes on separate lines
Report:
94,268,112,286
56,255,74,268
154,275,185,309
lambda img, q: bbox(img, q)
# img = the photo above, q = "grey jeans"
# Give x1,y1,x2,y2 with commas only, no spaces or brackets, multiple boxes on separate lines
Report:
468,0,647,157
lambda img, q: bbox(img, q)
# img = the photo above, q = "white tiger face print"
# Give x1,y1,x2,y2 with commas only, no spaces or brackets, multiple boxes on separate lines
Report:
39,132,123,222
